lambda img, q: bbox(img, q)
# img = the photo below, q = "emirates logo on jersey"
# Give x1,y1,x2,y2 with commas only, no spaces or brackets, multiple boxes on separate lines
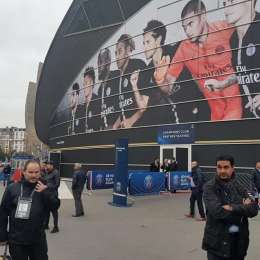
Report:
215,45,225,54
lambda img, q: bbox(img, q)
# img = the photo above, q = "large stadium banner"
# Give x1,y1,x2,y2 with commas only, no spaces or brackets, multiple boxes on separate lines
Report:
50,0,260,139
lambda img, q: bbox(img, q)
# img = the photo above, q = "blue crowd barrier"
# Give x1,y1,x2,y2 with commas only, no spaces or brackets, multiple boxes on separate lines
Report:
168,171,191,191
129,172,165,196
89,171,115,190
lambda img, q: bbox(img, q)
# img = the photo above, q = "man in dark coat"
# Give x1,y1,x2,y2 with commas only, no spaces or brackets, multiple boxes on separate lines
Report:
72,163,86,217
251,161,260,204
185,161,206,221
202,155,258,260
0,159,60,260
44,161,60,233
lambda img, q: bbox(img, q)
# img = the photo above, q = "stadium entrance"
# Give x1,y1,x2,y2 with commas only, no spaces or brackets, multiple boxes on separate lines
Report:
160,145,192,171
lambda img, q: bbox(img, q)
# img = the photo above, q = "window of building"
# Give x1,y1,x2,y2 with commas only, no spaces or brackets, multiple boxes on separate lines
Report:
119,0,150,19
82,0,123,28
66,6,91,35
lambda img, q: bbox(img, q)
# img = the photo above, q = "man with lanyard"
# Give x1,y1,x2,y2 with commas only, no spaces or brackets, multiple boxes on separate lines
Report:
0,159,60,260
97,48,120,130
112,34,150,129
202,155,258,260
217,0,260,118
154,0,242,121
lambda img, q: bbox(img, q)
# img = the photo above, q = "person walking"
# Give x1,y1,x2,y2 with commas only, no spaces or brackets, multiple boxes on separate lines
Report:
0,159,60,260
72,163,86,217
185,161,206,221
251,160,260,204
202,155,258,260
44,161,60,233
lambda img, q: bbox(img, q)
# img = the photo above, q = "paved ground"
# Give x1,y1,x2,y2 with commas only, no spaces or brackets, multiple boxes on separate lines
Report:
0,183,259,260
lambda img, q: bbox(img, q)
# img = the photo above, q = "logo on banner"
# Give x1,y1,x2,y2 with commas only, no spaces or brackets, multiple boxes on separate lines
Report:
123,78,128,88
96,174,104,185
115,182,122,192
246,43,256,57
106,87,111,96
144,175,153,190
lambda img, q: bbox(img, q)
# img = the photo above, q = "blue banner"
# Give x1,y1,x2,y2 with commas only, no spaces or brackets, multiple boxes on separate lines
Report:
169,171,191,191
113,139,128,206
129,172,165,196
157,124,195,144
90,171,114,190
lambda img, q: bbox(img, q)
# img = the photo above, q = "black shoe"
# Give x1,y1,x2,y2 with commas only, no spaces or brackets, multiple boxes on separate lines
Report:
72,214,81,217
50,227,59,233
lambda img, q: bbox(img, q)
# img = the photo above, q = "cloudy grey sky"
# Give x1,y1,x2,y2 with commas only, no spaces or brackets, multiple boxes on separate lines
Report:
0,0,72,128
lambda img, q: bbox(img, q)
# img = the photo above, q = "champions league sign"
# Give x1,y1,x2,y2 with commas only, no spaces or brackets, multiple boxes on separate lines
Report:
157,124,195,144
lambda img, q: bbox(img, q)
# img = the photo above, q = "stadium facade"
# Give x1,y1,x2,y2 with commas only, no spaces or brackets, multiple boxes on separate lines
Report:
35,0,260,177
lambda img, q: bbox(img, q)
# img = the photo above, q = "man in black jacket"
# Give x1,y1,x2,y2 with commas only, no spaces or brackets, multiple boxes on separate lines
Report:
251,161,260,204
44,161,60,233
0,159,60,260
202,155,258,260
72,163,86,217
185,161,206,221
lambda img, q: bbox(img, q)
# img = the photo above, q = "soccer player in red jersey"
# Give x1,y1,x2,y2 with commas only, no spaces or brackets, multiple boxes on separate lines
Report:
155,0,242,121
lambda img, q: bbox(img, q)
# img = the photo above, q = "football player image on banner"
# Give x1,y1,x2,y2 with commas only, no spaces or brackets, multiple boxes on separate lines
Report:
77,67,101,133
154,0,242,121
68,82,81,135
49,0,260,140
141,19,180,125
222,0,260,118
112,34,150,129
97,48,120,130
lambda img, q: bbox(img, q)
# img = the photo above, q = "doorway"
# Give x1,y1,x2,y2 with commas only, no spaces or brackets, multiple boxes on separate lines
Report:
160,145,192,171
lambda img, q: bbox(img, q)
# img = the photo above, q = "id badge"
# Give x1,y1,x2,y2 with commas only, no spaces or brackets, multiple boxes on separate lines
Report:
15,197,32,220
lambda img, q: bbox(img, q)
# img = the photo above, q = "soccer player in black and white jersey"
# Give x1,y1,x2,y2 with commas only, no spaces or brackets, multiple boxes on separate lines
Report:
221,0,260,118
68,82,80,135
97,48,120,130
77,67,100,133
113,34,150,129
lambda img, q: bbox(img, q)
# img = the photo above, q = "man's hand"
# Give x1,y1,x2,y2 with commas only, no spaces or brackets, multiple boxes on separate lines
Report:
245,95,260,111
130,70,140,91
154,55,171,85
204,79,225,92
35,181,47,193
222,205,233,211
0,241,7,246
243,198,253,205
120,116,134,129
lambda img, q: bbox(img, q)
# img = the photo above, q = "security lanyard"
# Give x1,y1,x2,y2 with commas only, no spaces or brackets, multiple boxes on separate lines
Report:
15,184,35,220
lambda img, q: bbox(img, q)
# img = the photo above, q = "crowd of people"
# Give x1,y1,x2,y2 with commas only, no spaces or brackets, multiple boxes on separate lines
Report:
0,156,259,259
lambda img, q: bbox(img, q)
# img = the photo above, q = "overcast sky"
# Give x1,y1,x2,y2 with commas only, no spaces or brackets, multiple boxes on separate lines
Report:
0,0,72,128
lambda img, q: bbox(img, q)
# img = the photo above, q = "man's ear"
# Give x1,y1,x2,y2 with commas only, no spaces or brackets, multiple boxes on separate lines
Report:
156,35,162,47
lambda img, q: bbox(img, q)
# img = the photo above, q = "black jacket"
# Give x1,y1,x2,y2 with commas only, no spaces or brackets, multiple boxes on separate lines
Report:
72,170,86,190
251,168,260,193
0,180,60,245
45,169,60,190
202,175,258,258
191,166,204,192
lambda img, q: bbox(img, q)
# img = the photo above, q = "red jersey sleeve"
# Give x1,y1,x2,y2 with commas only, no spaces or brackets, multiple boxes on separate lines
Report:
168,42,185,79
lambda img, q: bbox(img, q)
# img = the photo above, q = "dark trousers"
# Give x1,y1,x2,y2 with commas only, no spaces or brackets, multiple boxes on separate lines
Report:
9,238,48,260
46,209,59,228
207,252,244,260
72,189,84,215
190,190,205,218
